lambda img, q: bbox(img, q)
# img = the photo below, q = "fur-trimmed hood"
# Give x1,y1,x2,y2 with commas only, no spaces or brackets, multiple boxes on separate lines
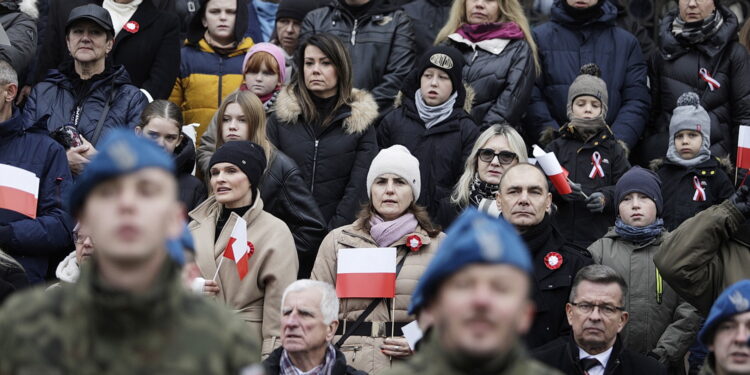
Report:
538,126,630,159
273,86,379,135
649,155,734,175
0,0,38,19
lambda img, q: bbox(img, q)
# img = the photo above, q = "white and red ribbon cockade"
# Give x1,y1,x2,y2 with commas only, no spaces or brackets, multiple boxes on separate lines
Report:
406,235,422,252
544,252,563,270
124,21,140,34
699,68,721,91
589,151,605,179
692,176,707,202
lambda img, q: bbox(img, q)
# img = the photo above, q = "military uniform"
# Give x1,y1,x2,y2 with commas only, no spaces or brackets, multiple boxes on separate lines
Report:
383,330,563,375
0,261,261,374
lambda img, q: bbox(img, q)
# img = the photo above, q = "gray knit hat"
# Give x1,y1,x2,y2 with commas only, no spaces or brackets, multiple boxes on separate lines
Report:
669,92,710,142
567,63,609,120
366,145,421,201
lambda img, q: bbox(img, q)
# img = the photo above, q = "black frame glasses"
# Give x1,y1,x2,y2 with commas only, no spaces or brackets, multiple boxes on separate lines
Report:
477,149,517,164
570,302,625,317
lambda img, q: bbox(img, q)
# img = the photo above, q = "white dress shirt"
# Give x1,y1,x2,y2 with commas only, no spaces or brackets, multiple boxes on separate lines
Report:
578,346,614,375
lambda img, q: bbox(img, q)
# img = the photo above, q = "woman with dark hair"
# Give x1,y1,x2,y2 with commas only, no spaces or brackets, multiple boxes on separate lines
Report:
267,32,379,231
135,99,207,211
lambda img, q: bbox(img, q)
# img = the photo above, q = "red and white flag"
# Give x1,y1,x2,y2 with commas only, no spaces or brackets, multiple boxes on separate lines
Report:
532,145,573,195
738,126,750,170
336,248,397,298
223,217,253,280
0,164,39,219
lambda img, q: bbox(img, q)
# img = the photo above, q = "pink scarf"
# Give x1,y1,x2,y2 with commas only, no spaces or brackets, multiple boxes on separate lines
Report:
456,22,524,43
369,213,418,248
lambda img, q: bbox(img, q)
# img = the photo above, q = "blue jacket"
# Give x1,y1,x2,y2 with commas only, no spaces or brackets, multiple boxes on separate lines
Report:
24,63,148,146
0,109,74,283
527,0,650,148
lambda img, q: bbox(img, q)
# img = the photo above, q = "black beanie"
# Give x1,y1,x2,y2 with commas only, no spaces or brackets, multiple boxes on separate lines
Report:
276,0,324,22
415,46,464,94
615,166,663,215
209,141,267,187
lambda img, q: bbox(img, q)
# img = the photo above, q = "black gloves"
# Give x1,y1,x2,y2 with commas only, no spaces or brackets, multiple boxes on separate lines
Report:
560,181,586,202
730,185,750,217
586,192,606,213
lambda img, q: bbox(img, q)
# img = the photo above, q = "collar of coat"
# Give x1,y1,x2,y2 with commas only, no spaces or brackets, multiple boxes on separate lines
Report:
566,333,624,373
273,86,379,135
196,37,254,58
447,33,511,55
603,227,667,248
649,156,734,176
335,220,434,250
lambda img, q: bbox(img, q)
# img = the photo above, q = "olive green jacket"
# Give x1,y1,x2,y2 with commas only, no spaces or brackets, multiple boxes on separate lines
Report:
0,260,261,374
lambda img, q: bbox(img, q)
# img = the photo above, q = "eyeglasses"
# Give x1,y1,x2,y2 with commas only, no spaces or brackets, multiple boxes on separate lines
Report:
477,149,517,164
73,231,92,245
570,302,625,317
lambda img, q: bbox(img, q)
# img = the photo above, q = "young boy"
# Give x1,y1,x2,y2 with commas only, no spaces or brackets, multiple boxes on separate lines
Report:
651,92,734,231
545,64,630,248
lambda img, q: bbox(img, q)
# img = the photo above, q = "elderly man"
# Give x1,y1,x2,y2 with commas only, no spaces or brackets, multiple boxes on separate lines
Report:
384,209,563,375
533,264,666,374
264,280,365,375
698,280,750,375
0,131,260,373
496,163,593,349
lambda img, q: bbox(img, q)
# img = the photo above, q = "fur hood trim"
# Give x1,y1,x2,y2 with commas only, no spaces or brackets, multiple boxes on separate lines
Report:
649,155,733,174
19,0,38,19
274,86,379,135
393,83,475,113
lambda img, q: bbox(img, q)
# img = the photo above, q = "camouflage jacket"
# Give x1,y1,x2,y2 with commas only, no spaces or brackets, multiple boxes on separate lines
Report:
0,261,261,374
382,330,563,375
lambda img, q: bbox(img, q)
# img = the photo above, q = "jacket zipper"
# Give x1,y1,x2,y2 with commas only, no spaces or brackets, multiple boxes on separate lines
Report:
310,139,319,193
350,19,358,45
217,56,224,107
73,106,81,126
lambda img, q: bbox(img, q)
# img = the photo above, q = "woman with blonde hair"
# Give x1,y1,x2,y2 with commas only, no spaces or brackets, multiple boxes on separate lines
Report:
435,0,538,129
197,90,326,278
436,124,528,226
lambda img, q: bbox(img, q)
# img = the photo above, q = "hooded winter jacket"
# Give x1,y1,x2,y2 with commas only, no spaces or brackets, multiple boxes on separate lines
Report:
300,0,416,111
0,0,37,75
24,62,148,146
189,194,297,357
267,87,379,231
173,135,207,212
588,229,701,372
377,77,479,222
527,0,650,148
642,6,750,162
651,157,734,231
655,200,750,316
0,109,74,283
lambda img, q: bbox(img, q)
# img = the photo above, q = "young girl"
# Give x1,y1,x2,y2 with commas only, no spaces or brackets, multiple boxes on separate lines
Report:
651,92,734,231
545,64,630,248
135,100,207,211
239,42,286,113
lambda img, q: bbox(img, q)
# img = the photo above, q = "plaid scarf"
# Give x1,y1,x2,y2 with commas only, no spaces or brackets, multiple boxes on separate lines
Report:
671,10,724,44
280,344,337,375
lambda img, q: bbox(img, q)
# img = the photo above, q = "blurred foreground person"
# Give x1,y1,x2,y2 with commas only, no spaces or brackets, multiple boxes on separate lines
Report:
697,280,750,375
0,131,260,374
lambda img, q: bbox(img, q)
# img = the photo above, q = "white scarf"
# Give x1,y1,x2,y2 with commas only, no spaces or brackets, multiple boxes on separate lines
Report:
415,90,457,129
102,0,143,37
55,251,80,283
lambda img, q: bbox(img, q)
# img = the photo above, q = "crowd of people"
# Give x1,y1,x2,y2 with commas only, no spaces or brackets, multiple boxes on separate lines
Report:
1,0,750,374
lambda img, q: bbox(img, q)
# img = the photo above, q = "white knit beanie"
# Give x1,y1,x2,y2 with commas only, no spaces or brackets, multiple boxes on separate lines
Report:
366,145,421,200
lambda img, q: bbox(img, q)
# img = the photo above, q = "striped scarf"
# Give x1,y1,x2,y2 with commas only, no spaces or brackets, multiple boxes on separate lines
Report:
672,10,724,45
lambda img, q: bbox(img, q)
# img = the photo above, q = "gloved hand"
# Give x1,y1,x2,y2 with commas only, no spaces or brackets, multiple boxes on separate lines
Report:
560,181,586,202
730,185,750,217
586,192,606,213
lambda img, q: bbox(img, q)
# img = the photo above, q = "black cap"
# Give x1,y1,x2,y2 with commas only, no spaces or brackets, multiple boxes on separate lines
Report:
209,141,267,187
66,4,114,36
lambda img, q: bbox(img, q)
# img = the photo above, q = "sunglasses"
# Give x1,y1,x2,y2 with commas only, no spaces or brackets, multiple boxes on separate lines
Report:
477,149,517,164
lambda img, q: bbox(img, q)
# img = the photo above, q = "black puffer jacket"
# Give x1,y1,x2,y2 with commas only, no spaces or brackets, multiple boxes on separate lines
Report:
402,0,451,57
651,157,735,231
259,150,327,279
643,6,750,162
300,0,415,111
173,135,207,212
443,32,535,129
546,126,631,248
267,87,379,231
378,77,479,222
521,214,593,349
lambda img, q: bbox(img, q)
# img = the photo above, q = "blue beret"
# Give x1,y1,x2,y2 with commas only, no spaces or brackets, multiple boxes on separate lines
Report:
408,208,533,314
165,225,195,265
700,280,750,345
68,130,175,215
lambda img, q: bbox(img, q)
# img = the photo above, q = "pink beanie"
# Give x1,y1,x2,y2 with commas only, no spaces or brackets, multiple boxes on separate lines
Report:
242,43,287,84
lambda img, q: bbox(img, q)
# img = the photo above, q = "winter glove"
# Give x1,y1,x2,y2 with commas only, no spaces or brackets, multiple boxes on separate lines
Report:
730,185,750,217
560,181,586,202
585,192,606,213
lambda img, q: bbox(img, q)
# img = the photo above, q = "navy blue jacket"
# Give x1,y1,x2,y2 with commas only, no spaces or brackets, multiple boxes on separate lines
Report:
0,109,74,283
527,0,650,148
24,63,148,146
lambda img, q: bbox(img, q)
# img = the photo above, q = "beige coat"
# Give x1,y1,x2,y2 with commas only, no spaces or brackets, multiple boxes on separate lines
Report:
189,194,298,356
311,220,445,374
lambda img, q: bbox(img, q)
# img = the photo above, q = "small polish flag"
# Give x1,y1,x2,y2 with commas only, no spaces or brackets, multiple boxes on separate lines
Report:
336,248,397,298
532,145,573,195
738,126,750,170
223,217,252,280
0,164,39,218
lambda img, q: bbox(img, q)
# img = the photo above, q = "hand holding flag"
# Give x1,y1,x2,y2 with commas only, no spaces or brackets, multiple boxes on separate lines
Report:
216,217,254,281
531,145,573,195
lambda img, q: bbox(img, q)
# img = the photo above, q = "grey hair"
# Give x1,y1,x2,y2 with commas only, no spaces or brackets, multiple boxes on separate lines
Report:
281,279,339,324
570,264,628,305
450,124,528,207
0,60,18,86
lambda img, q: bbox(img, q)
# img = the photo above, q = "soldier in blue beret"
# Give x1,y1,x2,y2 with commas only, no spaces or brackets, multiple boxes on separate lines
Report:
699,280,750,375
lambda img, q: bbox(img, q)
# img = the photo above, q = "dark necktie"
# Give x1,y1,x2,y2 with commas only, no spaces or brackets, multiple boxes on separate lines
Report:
580,357,601,374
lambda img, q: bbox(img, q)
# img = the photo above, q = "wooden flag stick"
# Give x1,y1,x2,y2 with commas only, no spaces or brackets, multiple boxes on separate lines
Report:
212,257,225,282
